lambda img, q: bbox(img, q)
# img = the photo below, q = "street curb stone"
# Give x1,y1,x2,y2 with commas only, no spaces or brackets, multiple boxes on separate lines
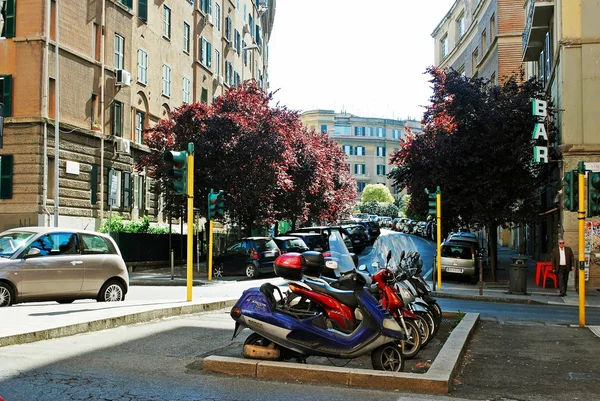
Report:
201,312,479,393
432,292,547,306
0,300,236,348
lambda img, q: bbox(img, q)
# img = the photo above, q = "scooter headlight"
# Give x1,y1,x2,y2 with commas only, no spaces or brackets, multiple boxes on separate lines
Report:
383,317,402,332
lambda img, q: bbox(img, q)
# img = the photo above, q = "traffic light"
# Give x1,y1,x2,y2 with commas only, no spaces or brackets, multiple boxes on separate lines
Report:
208,189,225,219
164,150,188,195
587,172,600,217
428,193,437,216
563,170,579,212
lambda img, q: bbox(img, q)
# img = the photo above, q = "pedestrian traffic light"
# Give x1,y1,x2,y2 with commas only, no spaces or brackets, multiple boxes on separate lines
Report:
428,193,437,216
563,170,579,212
587,172,600,217
164,150,188,195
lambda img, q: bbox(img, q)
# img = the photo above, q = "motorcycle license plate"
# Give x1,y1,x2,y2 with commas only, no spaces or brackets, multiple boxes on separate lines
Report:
447,267,463,273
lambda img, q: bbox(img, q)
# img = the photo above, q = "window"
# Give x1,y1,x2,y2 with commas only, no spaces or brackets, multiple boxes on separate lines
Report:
457,64,466,77
354,164,366,175
225,61,233,85
90,164,98,204
377,165,386,176
183,22,190,54
162,64,171,97
249,15,254,39
163,5,171,39
28,232,80,257
357,182,366,192
145,177,153,212
0,75,12,117
135,175,145,211
544,31,552,85
114,34,124,70
122,171,132,209
225,17,232,42
117,0,132,8
342,145,353,156
81,233,115,255
93,24,100,61
242,41,248,65
183,77,191,103
334,125,351,135
0,155,13,199
234,71,240,86
138,0,148,21
234,29,241,54
47,157,55,199
1,0,16,38
377,146,386,157
200,37,212,68
369,127,375,137
490,14,496,41
354,126,366,136
108,169,122,208
355,146,366,156
481,29,487,55
201,88,208,104
321,124,327,133
215,3,221,31
137,48,148,84
135,111,145,144
244,4,247,22
201,0,212,15
472,48,479,69
392,129,401,139
457,13,465,39
215,49,221,77
440,34,448,59
376,127,385,137
112,101,123,136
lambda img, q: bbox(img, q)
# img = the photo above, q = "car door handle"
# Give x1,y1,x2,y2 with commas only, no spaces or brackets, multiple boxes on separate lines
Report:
70,261,83,266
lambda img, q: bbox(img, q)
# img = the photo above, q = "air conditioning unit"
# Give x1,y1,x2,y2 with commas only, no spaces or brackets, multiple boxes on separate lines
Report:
218,75,224,85
115,69,132,87
116,138,131,154
243,23,250,34
206,14,213,25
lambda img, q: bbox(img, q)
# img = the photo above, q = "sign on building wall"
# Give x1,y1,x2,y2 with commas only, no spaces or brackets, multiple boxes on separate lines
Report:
532,98,549,163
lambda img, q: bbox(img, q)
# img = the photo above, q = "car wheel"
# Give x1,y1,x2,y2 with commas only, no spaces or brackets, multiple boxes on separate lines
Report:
97,280,126,302
0,282,14,307
213,263,224,278
245,264,258,279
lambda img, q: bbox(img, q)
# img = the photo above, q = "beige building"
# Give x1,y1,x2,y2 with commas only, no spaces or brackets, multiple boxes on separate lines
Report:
432,0,524,82
0,0,275,231
522,0,600,288
300,110,422,198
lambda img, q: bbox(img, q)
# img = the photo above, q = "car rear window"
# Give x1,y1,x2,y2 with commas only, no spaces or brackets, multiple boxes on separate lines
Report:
81,233,117,254
442,245,473,259
254,239,278,251
286,238,307,248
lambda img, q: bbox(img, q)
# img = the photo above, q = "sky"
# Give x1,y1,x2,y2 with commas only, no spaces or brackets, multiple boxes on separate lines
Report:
268,0,456,121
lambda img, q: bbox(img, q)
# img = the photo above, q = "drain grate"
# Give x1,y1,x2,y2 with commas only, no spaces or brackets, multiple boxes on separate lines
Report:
568,372,600,380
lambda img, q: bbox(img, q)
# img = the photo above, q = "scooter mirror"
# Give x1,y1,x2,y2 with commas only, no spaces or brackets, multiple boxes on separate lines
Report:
325,260,338,270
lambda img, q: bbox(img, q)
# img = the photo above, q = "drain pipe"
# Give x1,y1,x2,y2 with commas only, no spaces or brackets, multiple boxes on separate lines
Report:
99,0,106,228
42,0,50,226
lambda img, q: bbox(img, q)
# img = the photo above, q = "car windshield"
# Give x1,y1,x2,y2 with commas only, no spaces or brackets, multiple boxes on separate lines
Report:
0,231,36,258
327,230,355,274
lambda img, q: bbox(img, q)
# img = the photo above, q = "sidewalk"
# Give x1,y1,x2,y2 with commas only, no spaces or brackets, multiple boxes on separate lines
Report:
427,246,600,308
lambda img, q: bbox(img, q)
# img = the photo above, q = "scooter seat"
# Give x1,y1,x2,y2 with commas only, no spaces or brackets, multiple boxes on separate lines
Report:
303,277,358,308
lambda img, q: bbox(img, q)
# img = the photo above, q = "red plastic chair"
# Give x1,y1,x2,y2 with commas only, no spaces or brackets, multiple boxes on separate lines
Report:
542,265,558,289
535,261,552,285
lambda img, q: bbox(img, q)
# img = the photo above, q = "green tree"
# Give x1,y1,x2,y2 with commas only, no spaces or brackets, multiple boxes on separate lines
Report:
359,200,379,215
361,184,394,204
379,203,399,218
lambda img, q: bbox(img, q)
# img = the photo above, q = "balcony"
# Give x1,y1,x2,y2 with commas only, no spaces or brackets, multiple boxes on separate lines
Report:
522,0,555,61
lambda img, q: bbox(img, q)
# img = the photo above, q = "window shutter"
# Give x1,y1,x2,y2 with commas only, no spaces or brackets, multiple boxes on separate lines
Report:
145,177,152,211
122,171,131,208
2,75,12,117
207,41,212,67
4,0,16,38
0,155,14,199
90,164,98,204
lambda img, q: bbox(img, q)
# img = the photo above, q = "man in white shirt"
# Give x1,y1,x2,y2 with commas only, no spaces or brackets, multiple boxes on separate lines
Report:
551,239,575,296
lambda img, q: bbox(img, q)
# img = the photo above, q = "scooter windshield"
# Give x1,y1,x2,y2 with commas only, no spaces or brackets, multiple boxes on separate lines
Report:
327,230,356,274
371,233,419,274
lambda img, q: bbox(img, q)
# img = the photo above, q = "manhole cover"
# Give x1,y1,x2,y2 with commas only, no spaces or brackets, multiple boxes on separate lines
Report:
568,372,600,380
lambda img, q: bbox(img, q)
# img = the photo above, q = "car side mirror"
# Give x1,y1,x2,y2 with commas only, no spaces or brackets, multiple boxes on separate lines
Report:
24,247,41,259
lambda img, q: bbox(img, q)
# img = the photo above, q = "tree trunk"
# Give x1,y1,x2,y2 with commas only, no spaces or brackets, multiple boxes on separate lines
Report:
291,218,297,232
489,224,499,282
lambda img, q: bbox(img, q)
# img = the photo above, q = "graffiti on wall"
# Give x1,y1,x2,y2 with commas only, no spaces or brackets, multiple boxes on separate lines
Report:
583,221,600,281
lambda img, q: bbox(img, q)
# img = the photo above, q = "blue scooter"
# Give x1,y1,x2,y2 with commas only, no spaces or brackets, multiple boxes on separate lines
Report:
230,231,405,371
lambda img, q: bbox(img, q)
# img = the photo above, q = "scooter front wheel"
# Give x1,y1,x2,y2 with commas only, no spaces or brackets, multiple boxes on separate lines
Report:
371,343,404,372
399,319,422,359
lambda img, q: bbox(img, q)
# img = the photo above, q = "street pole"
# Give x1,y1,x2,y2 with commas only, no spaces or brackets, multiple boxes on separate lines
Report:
436,186,442,290
186,143,194,302
208,219,214,281
577,161,586,327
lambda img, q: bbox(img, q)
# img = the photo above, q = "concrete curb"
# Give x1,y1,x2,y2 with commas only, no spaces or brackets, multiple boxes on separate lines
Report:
201,312,480,393
431,291,547,306
129,280,208,287
0,299,236,348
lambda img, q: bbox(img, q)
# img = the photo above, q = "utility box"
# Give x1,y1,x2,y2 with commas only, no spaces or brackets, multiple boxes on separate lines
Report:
509,256,529,295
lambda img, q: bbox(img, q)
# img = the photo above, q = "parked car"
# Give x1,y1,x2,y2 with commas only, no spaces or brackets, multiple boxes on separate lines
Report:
396,218,411,232
354,220,381,244
340,224,369,254
414,221,427,237
0,227,129,307
379,217,393,228
285,232,327,252
273,236,309,254
213,237,280,279
293,226,354,253
447,232,482,256
436,241,478,279
403,219,417,234
392,218,401,231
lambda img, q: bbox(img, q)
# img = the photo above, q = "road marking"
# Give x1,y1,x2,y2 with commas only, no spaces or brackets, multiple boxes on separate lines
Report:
589,326,600,338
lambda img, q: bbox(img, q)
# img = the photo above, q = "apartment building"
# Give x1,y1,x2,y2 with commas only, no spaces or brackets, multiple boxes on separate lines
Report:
522,0,600,288
431,0,523,82
300,110,422,198
0,0,275,231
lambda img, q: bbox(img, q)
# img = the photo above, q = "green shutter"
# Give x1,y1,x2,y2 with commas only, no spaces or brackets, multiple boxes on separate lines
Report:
138,0,147,21
90,164,98,204
122,171,131,208
4,0,16,38
1,75,12,117
0,155,14,199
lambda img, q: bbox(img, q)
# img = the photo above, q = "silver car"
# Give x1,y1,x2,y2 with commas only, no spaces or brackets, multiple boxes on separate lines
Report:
438,241,477,278
0,227,129,307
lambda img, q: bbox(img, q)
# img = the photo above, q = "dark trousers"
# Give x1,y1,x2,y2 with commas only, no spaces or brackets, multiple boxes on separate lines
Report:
557,265,570,295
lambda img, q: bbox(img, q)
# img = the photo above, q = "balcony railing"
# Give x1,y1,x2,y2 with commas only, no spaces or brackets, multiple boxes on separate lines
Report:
522,0,555,61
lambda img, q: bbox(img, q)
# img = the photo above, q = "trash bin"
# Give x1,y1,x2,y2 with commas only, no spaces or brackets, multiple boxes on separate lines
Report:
509,256,529,294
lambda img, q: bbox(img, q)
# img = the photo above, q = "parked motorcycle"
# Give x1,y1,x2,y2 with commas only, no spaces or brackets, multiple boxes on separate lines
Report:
230,230,406,372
